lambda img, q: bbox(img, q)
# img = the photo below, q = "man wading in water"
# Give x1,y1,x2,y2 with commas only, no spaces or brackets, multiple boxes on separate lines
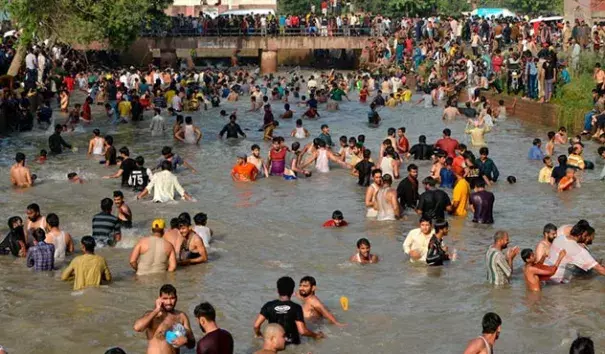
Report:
463,312,502,354
133,284,195,354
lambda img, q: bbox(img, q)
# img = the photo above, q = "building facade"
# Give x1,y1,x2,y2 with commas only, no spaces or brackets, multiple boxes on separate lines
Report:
166,0,277,16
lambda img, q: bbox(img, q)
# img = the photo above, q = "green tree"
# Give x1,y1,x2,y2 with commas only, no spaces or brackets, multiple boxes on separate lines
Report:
0,0,173,76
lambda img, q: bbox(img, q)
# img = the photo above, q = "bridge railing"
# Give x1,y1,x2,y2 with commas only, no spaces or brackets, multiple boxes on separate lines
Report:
141,26,379,38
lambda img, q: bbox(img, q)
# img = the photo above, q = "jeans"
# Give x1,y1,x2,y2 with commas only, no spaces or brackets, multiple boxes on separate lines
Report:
584,111,594,131
544,79,554,101
527,74,537,99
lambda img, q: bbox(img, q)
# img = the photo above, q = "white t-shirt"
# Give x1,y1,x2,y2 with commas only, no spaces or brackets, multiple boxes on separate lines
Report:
171,95,182,110
402,227,435,263
194,225,212,248
546,233,598,283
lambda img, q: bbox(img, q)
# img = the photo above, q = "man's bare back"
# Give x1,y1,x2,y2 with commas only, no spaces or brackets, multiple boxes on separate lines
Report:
10,164,33,188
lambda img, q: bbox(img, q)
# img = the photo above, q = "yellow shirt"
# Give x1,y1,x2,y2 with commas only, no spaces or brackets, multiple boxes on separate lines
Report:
386,98,398,107
61,254,112,290
538,166,553,183
567,154,585,170
118,101,131,117
165,90,176,105
452,178,471,216
402,90,412,102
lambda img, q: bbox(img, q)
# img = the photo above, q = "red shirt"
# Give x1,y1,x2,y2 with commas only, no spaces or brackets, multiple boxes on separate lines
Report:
398,136,409,153
82,101,91,121
63,77,75,91
435,138,459,159
321,1,328,9
322,220,348,228
452,155,465,176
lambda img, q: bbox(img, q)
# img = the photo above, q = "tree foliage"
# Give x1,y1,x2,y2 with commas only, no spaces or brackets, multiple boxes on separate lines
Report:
0,0,173,49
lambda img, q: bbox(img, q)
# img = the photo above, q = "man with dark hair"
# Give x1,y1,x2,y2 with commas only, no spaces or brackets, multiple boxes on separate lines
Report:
253,276,324,345
104,348,127,354
25,203,46,247
177,217,208,266
155,146,196,172
113,190,132,228
550,155,568,185
298,276,344,326
434,128,459,158
138,160,192,202
354,148,374,186
45,213,74,265
194,302,234,354
475,147,499,183
48,124,72,154
133,284,195,354
534,223,558,262
416,177,451,220
26,228,54,271
486,231,519,285
462,312,502,354
426,219,451,266
10,152,34,188
408,135,433,160
92,198,122,247
403,217,435,263
61,236,112,290
521,248,566,292
470,180,495,224
0,216,26,257
397,163,419,211
129,156,151,192
103,146,137,186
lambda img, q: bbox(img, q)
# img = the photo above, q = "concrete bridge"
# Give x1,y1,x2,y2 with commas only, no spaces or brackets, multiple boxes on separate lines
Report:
128,36,372,73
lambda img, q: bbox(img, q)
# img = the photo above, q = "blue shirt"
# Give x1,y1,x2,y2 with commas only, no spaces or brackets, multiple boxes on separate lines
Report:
26,241,55,271
528,145,544,160
440,168,455,188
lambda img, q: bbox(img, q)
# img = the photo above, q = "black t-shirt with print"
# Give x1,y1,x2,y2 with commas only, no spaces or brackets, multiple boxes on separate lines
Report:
260,300,305,345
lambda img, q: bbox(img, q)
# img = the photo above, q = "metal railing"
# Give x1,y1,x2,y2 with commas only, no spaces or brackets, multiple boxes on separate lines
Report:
141,26,382,38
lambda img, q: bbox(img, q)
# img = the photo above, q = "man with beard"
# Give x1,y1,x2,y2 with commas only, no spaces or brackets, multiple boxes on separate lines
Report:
485,231,520,286
133,284,195,354
25,203,46,247
176,217,208,266
297,276,345,327
253,276,324,346
397,164,419,211
254,324,286,354
0,216,27,257
534,223,557,262
462,312,502,354
194,302,234,354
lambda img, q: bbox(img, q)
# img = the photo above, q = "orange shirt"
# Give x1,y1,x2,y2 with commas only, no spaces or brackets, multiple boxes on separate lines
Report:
232,163,258,181
558,176,574,191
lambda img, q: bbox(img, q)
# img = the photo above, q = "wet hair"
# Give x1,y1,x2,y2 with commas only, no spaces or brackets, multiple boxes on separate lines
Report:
339,135,347,144
363,149,371,159
194,213,207,226
356,238,370,248
101,198,113,212
178,212,191,225
27,203,41,213
532,138,541,146
194,302,216,322
506,176,517,184
382,174,393,185
296,119,303,127
8,216,22,229
598,146,605,156
40,149,47,157
105,135,114,146
116,145,131,157
543,223,557,235
81,235,96,253
521,248,534,262
458,143,467,151
569,336,594,354
479,147,489,156
320,124,329,130
408,164,418,172
251,144,260,151
434,219,449,233
357,134,365,143
547,131,556,140
291,142,300,152
15,152,26,163
422,176,437,186
557,155,567,165
160,160,172,171
276,276,296,297
398,127,406,133
418,135,427,143
371,168,382,177
419,216,432,225
113,190,124,198
475,179,487,188
317,140,327,148
388,127,396,136
93,129,101,136
300,275,317,287
162,146,172,155
332,210,344,220
104,348,127,354
46,213,59,228
185,116,193,124
135,156,145,166
33,228,46,242
159,284,177,297
482,312,502,334
170,218,179,229
443,128,452,136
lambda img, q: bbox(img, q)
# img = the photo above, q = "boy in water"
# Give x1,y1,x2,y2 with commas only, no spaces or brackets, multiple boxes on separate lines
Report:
322,210,348,228
113,191,132,228
558,168,580,191
68,172,84,184
521,248,566,292
193,213,212,248
545,131,556,157
37,150,47,163
280,103,294,119
349,238,379,264
554,126,568,144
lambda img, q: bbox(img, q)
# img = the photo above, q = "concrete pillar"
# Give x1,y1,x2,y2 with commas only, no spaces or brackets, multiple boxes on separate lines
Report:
260,50,277,74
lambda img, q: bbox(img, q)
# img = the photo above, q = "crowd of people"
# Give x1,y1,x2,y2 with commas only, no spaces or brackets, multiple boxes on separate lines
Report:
1,9,604,354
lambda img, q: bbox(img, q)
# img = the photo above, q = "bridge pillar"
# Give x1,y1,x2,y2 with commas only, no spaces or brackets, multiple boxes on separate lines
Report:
260,50,277,74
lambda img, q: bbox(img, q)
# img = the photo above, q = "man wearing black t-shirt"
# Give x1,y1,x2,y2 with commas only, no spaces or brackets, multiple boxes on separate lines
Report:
194,302,234,354
416,177,451,220
408,135,434,160
104,146,137,187
550,155,568,185
354,149,374,186
129,156,151,192
253,276,323,345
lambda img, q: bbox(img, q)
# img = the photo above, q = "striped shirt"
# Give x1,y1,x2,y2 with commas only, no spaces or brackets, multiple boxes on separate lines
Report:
485,247,511,285
92,212,121,247
26,241,55,271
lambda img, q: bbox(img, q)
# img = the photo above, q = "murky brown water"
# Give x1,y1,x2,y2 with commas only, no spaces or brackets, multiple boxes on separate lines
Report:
0,85,603,354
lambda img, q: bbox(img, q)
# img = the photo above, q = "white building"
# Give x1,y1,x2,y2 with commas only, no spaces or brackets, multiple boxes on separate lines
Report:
166,0,277,16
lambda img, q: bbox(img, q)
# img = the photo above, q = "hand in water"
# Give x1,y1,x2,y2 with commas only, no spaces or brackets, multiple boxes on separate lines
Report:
409,250,421,260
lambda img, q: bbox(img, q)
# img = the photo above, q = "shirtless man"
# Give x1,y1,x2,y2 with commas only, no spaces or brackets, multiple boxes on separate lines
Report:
253,323,286,354
521,248,566,292
442,101,461,120
463,312,502,354
113,191,133,229
10,153,34,188
534,223,557,262
297,276,345,327
248,144,270,178
365,169,383,218
25,203,46,246
163,218,185,261
349,238,379,264
177,218,208,266
133,284,195,354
